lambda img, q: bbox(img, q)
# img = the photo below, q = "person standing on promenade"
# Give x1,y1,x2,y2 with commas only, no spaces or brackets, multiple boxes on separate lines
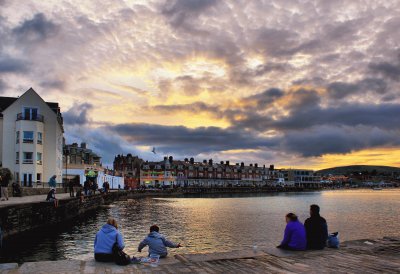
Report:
48,175,57,189
68,179,74,197
0,169,11,201
138,225,181,258
277,213,307,251
304,204,328,250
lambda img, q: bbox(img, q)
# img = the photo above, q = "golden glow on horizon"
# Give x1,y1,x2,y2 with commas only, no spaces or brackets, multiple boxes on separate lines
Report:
278,147,400,170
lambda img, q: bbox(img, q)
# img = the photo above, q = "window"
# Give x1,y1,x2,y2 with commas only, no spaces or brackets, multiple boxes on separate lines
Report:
16,152,19,164
37,132,42,144
23,152,33,164
16,131,20,144
24,107,38,120
23,131,34,143
37,152,42,165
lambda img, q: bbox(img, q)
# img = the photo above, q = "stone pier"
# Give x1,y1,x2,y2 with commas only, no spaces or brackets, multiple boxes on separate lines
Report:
1,237,400,273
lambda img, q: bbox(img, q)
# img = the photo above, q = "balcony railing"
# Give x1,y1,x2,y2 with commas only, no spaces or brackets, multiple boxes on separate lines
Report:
22,159,33,164
16,113,44,122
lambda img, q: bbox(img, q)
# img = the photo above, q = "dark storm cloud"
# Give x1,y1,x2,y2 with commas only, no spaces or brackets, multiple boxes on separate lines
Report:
369,61,400,81
327,78,387,99
234,102,400,132
63,103,93,126
40,79,65,90
0,55,28,73
253,62,291,76
147,102,223,116
281,126,400,157
243,88,284,109
104,123,274,155
12,13,59,43
161,0,217,30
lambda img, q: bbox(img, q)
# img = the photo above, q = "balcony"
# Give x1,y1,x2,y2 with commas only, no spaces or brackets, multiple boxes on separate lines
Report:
23,159,33,164
17,113,44,122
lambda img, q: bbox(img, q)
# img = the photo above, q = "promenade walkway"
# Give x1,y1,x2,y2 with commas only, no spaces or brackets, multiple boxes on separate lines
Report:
1,237,400,273
0,193,71,207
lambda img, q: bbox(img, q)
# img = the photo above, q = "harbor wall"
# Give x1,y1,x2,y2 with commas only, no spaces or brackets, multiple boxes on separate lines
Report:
0,192,125,239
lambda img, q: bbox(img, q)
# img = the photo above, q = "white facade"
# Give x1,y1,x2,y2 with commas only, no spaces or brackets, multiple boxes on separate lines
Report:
63,167,124,189
0,88,64,186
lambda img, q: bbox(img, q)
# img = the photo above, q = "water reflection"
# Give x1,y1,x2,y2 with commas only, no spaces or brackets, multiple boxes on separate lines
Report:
1,189,400,263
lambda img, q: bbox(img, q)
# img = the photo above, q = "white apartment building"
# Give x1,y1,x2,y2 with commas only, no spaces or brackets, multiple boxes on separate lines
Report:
0,88,64,187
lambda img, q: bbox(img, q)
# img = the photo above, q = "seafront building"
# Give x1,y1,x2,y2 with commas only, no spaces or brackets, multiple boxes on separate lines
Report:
0,88,64,187
280,169,321,187
140,157,269,187
138,156,322,188
63,142,124,189
113,154,143,189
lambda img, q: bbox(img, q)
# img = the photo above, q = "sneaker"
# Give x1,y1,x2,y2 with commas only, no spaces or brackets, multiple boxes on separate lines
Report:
131,257,141,264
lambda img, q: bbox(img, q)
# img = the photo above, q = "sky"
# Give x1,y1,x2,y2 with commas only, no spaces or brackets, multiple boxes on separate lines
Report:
1,0,400,169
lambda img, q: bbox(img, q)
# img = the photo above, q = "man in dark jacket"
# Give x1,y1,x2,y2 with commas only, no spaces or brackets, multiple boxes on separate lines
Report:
0,170,11,201
304,204,328,249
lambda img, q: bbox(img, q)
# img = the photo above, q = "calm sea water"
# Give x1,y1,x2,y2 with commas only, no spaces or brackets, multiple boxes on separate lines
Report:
1,189,400,263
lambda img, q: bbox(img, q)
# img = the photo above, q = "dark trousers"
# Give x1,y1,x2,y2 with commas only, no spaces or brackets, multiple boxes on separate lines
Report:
95,253,114,262
277,245,304,251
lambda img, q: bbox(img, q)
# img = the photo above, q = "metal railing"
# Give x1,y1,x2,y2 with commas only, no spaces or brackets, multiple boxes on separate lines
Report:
16,113,44,122
17,181,64,188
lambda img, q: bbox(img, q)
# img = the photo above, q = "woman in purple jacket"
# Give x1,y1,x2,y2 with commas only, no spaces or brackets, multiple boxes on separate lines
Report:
277,213,307,251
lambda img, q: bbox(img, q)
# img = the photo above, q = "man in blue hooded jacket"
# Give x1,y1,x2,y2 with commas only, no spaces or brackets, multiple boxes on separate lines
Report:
94,218,125,262
138,225,181,258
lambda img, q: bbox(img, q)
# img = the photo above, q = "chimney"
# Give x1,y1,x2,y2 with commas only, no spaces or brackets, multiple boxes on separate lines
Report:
220,161,224,165
164,156,168,161
190,157,194,164
263,164,266,168
184,158,188,162
241,162,244,167
81,142,87,149
236,163,239,166
226,161,230,166
209,159,213,166
169,156,173,163
255,163,258,168
250,164,253,167
269,165,274,170
203,159,207,164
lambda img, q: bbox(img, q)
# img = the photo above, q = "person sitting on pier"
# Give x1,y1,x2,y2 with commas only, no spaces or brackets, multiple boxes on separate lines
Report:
138,225,181,258
12,182,21,197
277,213,307,251
46,188,59,208
304,204,328,250
94,218,126,262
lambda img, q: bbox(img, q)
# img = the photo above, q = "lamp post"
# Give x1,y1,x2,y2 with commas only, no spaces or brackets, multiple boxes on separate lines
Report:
63,147,70,192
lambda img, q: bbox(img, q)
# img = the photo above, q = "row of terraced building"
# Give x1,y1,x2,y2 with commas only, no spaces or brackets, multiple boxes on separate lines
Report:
113,154,321,189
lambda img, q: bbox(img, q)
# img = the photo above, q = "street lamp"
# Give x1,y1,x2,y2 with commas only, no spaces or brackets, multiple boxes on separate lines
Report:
63,147,70,192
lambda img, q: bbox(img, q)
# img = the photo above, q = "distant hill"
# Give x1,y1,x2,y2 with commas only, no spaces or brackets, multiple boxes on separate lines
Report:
316,165,400,175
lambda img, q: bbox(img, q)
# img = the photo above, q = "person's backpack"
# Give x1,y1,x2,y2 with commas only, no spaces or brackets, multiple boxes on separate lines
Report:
327,232,339,248
112,234,130,265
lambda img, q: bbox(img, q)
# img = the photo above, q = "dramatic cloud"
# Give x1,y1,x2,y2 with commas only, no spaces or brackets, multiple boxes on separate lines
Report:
63,103,93,126
1,0,400,168
0,55,28,73
12,13,59,44
104,123,274,156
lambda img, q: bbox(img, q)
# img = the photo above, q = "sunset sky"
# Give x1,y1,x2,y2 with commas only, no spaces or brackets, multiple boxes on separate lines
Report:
1,0,400,169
